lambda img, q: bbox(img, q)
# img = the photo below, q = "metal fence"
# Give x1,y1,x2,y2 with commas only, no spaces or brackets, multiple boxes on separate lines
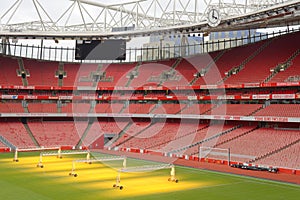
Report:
0,27,299,63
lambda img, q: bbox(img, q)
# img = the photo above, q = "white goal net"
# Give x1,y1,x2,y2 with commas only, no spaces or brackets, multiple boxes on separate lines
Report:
199,146,230,165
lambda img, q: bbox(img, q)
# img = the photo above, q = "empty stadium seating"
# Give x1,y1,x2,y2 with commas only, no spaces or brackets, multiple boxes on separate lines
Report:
206,104,262,116
182,123,237,155
0,56,23,86
0,141,7,148
27,119,85,147
151,103,183,114
82,118,130,146
180,104,214,115
118,120,180,150
0,31,299,172
256,140,300,169
24,59,58,86
122,103,156,114
130,60,176,87
97,63,136,87
94,103,124,113
28,103,57,113
215,127,300,162
0,120,36,148
254,104,300,118
270,54,300,83
0,102,24,113
75,63,98,86
61,103,91,113
225,32,300,84
194,42,264,85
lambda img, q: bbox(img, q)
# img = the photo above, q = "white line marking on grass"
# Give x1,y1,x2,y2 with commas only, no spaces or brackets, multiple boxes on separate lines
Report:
185,166,300,189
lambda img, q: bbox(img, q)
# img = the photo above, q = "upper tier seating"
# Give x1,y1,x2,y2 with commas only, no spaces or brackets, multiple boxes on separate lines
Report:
162,53,219,86
0,56,22,86
62,63,80,86
225,32,300,84
75,63,98,86
1,32,299,87
97,63,136,87
194,41,265,85
130,60,176,87
270,54,300,83
24,59,58,86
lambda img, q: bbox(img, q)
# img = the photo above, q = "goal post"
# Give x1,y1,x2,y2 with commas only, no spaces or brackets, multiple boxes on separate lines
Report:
37,149,90,168
114,164,178,190
199,146,230,165
69,156,127,177
13,147,61,162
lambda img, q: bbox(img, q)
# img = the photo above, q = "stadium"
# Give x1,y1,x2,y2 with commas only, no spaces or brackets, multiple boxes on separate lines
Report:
0,0,299,199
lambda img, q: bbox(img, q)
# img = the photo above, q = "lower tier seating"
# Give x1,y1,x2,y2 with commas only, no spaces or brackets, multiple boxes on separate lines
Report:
27,120,85,147
215,128,300,163
0,120,36,148
254,141,300,169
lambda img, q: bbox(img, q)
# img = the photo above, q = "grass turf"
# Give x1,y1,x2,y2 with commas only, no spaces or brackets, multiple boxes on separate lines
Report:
0,152,299,200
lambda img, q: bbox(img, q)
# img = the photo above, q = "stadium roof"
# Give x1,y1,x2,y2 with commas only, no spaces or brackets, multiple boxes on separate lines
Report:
0,0,299,40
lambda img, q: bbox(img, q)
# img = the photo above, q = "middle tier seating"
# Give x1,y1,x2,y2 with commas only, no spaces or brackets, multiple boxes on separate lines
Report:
122,103,156,114
206,104,263,116
0,102,25,113
28,103,57,113
151,103,183,114
254,104,300,118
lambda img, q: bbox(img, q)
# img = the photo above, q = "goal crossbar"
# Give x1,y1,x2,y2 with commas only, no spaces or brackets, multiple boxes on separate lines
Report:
119,164,173,173
41,150,90,157
69,156,127,176
114,164,178,189
13,147,60,162
37,150,90,168
199,146,230,165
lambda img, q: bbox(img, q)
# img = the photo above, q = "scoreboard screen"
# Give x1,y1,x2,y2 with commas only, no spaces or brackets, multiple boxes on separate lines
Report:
75,39,126,60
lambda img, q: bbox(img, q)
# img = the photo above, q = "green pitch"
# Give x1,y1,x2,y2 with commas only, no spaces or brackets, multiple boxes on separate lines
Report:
0,152,299,200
